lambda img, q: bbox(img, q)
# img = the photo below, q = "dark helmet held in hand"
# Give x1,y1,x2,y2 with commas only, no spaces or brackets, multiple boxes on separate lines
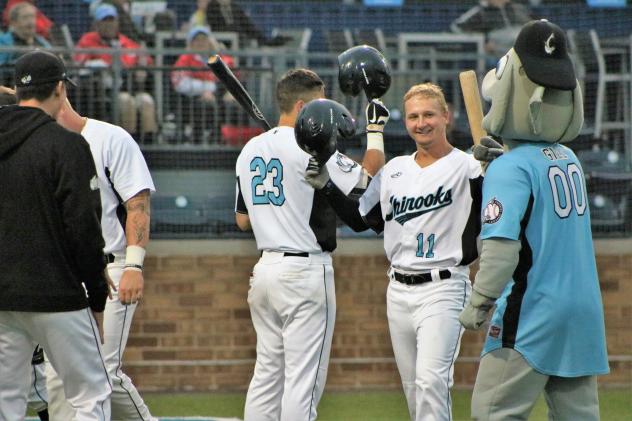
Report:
338,45,391,100
295,99,356,164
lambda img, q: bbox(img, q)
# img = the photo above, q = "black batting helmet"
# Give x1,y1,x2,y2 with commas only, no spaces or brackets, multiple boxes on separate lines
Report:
295,99,356,164
338,45,391,99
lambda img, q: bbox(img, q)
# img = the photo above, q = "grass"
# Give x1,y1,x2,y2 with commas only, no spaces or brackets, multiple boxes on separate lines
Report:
140,389,632,420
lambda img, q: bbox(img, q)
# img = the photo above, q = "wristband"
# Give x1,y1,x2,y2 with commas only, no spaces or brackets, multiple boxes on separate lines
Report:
124,264,143,272
367,131,384,153
125,245,145,268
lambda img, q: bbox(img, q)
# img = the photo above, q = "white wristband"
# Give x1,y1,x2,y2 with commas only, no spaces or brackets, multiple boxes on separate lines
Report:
125,245,146,267
367,131,384,153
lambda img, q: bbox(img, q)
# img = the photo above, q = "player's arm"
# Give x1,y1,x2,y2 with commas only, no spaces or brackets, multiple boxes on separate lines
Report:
361,99,389,176
118,189,150,305
234,175,251,231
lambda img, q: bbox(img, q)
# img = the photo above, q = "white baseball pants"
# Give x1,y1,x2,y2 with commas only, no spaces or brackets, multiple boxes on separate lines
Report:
386,270,471,421
0,310,111,421
47,262,154,421
244,251,336,421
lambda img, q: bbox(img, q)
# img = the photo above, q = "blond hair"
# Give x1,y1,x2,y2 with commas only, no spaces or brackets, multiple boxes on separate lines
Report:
403,83,448,114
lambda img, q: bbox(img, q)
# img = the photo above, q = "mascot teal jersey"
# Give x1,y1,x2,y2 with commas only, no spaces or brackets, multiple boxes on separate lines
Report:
480,141,608,377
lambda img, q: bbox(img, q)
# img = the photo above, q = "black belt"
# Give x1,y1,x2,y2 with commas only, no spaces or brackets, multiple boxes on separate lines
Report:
283,252,308,257
106,253,116,264
393,269,451,285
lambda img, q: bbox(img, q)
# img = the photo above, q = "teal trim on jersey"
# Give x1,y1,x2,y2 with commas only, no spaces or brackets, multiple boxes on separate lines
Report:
479,142,609,377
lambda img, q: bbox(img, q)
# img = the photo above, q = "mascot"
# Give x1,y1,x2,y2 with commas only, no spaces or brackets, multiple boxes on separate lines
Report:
459,19,609,420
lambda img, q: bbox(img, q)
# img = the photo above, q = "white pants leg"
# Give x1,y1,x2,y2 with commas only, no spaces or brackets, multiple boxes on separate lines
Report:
0,314,33,421
1,310,111,421
244,252,335,421
387,275,471,421
47,263,154,421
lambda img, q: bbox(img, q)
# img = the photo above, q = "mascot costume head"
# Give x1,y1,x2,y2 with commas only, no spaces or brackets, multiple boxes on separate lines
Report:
481,19,584,144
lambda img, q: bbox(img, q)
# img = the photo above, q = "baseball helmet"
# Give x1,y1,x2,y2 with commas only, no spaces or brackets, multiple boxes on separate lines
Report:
338,45,391,99
295,99,356,164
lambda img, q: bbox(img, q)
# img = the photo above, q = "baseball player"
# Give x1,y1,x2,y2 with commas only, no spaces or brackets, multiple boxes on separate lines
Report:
459,20,608,420
235,68,386,421
45,98,156,421
306,83,483,421
0,50,111,420
0,86,50,421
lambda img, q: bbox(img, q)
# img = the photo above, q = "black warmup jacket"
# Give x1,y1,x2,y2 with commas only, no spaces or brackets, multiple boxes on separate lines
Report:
0,105,108,312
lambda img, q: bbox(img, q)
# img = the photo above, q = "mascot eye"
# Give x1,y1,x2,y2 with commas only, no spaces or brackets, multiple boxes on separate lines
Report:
495,55,508,79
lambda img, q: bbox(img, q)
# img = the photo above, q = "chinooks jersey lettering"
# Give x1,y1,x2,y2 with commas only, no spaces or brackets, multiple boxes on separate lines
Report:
235,126,363,253
480,142,608,377
359,149,482,273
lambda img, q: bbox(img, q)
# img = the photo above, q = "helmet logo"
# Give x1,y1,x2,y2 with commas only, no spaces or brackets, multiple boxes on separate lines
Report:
544,33,556,55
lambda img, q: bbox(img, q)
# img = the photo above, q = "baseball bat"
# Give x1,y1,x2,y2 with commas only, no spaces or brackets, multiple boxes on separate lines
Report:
207,55,272,131
459,70,487,145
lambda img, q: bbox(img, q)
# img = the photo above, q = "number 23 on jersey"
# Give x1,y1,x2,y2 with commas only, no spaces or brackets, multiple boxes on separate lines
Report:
250,157,286,206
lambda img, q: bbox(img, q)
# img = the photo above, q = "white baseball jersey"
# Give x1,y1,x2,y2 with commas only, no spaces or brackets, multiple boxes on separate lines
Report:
235,126,363,253
359,148,483,273
82,118,155,255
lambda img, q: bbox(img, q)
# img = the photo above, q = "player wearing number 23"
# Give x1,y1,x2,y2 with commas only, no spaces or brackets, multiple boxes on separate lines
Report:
234,69,384,421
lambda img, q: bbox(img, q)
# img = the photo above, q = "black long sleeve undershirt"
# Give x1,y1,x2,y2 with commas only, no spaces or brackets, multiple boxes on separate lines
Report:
320,179,370,232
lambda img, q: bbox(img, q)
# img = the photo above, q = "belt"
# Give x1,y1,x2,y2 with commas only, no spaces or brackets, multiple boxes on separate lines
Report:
393,269,451,285
283,252,308,257
106,254,115,264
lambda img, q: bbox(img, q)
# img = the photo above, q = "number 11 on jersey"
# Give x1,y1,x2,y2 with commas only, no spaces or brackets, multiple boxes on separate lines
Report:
416,233,436,258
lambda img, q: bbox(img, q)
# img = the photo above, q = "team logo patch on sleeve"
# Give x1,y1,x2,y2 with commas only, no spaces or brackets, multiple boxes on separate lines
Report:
335,152,358,173
483,197,503,224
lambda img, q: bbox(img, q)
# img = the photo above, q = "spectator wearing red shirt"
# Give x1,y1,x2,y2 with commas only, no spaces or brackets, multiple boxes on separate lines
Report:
75,4,156,140
2,0,52,39
170,26,237,143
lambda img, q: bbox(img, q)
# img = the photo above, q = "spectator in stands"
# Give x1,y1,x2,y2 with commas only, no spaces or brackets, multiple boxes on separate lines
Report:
171,26,236,143
185,0,210,32
451,0,534,64
0,2,50,65
2,0,52,40
205,0,291,47
89,0,145,43
75,3,157,140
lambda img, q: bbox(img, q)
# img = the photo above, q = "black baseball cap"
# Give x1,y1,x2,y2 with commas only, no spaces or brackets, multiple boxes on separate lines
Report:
14,50,76,88
514,19,576,90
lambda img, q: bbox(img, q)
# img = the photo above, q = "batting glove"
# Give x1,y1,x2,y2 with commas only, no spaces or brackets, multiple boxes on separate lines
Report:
459,289,496,330
473,136,504,163
305,157,330,190
366,99,390,133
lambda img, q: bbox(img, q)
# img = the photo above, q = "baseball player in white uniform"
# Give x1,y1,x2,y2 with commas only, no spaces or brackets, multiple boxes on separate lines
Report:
235,69,386,421
46,99,157,421
306,83,482,421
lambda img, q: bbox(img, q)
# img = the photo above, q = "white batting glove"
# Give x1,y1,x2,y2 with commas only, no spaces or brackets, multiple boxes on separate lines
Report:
305,157,330,190
366,99,390,133
459,289,496,330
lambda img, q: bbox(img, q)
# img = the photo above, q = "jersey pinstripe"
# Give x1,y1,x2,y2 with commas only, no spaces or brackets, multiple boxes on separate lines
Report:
359,148,482,273
235,126,363,253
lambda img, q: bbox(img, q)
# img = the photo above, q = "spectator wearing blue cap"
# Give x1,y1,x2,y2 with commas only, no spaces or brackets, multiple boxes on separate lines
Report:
74,3,157,141
90,0,145,43
170,26,238,143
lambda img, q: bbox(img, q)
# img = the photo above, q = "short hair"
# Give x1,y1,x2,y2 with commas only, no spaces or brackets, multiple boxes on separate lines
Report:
9,2,35,23
276,69,324,114
403,82,448,115
16,82,59,102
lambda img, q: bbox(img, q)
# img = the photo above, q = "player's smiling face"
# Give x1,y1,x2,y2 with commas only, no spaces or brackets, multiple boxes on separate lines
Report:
404,96,449,150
